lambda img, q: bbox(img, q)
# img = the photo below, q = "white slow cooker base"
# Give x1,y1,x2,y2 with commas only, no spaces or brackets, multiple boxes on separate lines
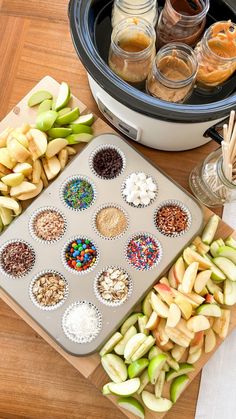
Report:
88,75,222,151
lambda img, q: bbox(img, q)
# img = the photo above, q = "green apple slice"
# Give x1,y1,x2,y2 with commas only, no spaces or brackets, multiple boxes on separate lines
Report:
99,332,123,357
148,346,163,360
118,397,145,419
124,333,147,361
36,110,58,132
0,207,13,226
66,133,93,144
73,113,94,126
55,82,71,111
102,383,112,395
2,173,24,187
217,246,236,264
131,335,155,362
57,107,71,117
166,362,194,382
210,241,221,258
37,99,53,114
47,127,72,138
196,303,221,317
213,257,236,281
69,123,93,135
142,291,153,317
137,370,149,394
101,354,127,383
56,107,79,125
225,236,236,250
203,254,226,282
148,354,167,384
183,247,212,270
170,374,189,403
224,279,236,306
128,358,149,379
138,315,149,335
155,370,165,398
201,214,220,245
0,215,3,232
206,278,222,294
108,378,140,396
114,326,137,356
142,391,173,412
28,90,52,107
120,313,142,335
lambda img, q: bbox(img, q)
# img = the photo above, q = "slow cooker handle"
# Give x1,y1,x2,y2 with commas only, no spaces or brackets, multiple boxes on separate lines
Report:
204,127,223,145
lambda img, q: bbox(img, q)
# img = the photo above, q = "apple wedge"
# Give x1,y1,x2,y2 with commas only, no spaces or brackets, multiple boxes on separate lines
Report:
99,332,123,357
187,315,210,332
1,173,24,187
201,214,220,245
17,179,43,200
189,331,204,354
120,313,142,335
225,236,236,250
145,311,159,330
224,279,236,306
128,358,149,379
0,181,8,192
0,147,15,169
166,303,181,327
137,370,149,395
101,354,127,383
155,370,165,398
7,139,30,163
205,328,216,353
124,333,147,361
150,292,169,318
213,290,224,305
174,296,192,320
205,294,216,304
0,207,13,226
166,362,194,382
187,347,202,363
176,319,195,340
168,265,178,289
203,254,226,282
210,241,222,258
142,392,172,412
0,196,20,213
183,247,212,270
138,315,149,335
148,354,167,384
148,346,162,360
10,181,37,198
196,303,221,317
32,160,42,184
171,345,186,362
154,283,174,305
165,325,191,348
194,270,212,294
108,378,140,396
118,397,145,419
213,257,236,281
182,262,199,294
28,129,47,160
131,336,155,362
142,292,152,317
193,236,210,255
217,246,236,264
58,148,69,170
45,138,68,158
114,326,137,356
172,256,186,284
170,374,189,403
213,309,230,339
42,156,61,180
102,383,112,395
13,162,32,176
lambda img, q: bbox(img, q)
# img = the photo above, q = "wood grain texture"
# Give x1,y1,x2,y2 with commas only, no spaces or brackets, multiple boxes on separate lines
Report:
0,1,228,418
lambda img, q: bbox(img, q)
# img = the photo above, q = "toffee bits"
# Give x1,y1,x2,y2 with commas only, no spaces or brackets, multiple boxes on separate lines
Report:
32,209,65,242
92,147,124,179
155,204,189,236
95,206,127,238
1,241,34,277
32,272,66,308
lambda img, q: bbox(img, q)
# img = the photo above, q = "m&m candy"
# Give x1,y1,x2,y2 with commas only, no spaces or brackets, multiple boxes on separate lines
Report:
64,238,97,272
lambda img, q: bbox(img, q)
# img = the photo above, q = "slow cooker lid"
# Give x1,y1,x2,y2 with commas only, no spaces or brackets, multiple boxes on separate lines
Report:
69,0,236,123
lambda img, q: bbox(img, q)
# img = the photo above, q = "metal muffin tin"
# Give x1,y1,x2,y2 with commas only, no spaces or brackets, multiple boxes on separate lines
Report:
0,133,204,356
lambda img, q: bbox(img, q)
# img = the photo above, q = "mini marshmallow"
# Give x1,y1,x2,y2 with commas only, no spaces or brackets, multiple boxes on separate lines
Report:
141,197,151,206
147,182,157,192
123,172,157,206
137,172,146,181
133,198,141,206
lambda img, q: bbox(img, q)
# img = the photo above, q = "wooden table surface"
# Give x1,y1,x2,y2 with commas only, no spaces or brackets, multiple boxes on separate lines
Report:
0,1,222,418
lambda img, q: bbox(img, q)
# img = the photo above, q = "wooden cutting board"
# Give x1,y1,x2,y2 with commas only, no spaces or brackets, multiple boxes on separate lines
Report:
0,76,235,419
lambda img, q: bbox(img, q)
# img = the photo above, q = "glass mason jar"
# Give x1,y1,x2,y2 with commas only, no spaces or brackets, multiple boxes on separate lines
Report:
189,148,236,207
108,17,156,89
146,43,198,103
195,21,236,87
156,0,209,49
111,0,158,28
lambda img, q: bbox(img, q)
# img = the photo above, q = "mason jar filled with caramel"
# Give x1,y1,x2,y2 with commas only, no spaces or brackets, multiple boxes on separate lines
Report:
109,17,156,89
156,0,209,49
146,43,198,103
111,0,158,28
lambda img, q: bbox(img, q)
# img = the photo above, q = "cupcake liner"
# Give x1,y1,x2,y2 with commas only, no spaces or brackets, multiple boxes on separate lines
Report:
154,200,192,238
59,175,97,212
125,232,163,271
0,239,36,279
29,270,69,311
61,235,99,275
29,206,67,245
89,144,126,180
92,203,129,241
121,172,158,208
93,266,133,307
62,300,102,344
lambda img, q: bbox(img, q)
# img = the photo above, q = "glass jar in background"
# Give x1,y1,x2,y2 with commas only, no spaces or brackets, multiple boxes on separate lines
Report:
156,0,209,49
195,21,236,87
189,148,236,207
108,17,156,89
111,0,158,28
146,43,198,103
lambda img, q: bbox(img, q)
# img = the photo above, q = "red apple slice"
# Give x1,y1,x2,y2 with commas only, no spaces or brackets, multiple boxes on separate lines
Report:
154,283,174,306
174,296,193,320
194,270,212,294
189,331,204,354
168,265,178,289
183,247,212,270
145,311,159,330
187,347,202,363
151,292,169,318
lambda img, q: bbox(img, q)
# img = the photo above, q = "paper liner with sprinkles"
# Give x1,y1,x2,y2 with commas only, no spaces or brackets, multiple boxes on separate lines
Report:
0,240,35,278
61,175,95,211
29,270,68,311
154,200,191,237
62,301,102,343
126,233,162,271
62,237,98,274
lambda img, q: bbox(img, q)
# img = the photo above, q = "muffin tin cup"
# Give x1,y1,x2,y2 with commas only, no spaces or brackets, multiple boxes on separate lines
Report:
121,172,158,208
29,207,67,245
125,232,163,271
93,266,133,307
92,203,129,240
60,175,97,212
0,239,36,279
154,199,192,238
29,270,69,312
61,235,100,275
62,300,102,344
89,144,126,180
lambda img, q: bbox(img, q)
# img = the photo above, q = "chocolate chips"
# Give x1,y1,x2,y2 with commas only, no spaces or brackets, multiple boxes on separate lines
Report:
92,147,124,179
1,241,35,277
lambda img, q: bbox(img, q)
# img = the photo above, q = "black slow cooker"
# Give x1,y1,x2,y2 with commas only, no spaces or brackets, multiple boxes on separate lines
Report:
69,0,236,150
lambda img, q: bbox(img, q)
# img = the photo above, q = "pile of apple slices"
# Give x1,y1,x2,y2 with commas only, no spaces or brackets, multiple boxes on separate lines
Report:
99,214,236,418
0,82,94,233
